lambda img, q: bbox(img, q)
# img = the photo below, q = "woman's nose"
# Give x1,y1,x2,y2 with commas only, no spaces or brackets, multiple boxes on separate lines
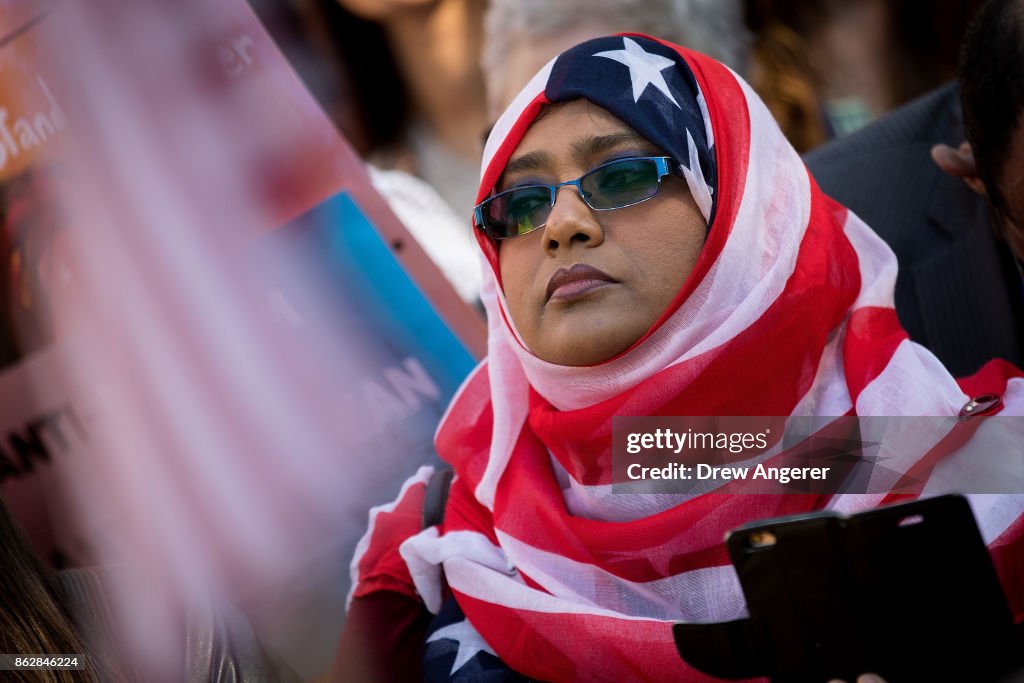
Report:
542,185,605,254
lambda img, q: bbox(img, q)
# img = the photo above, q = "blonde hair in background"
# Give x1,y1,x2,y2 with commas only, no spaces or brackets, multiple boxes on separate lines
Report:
748,23,827,152
482,0,751,78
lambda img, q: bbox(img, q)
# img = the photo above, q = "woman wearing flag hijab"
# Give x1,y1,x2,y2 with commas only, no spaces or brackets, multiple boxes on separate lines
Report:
337,34,1024,682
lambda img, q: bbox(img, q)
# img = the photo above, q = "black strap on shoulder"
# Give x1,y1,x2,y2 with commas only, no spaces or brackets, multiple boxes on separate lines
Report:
422,467,454,529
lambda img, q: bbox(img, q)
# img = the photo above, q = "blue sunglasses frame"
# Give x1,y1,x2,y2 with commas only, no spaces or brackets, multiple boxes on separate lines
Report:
473,156,680,240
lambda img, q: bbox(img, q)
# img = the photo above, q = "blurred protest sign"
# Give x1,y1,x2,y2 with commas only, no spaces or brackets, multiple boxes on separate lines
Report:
0,0,484,676
0,1,79,564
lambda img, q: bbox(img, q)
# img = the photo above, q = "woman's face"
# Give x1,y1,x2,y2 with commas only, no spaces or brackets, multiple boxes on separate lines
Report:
497,99,707,366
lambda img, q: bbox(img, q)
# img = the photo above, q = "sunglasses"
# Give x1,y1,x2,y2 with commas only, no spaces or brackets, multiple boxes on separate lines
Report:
473,156,680,240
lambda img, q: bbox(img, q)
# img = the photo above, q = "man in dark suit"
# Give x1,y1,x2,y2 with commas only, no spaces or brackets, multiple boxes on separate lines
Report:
804,0,1024,377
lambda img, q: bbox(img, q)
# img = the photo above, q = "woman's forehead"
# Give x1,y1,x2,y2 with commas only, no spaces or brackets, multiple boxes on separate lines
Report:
507,100,654,167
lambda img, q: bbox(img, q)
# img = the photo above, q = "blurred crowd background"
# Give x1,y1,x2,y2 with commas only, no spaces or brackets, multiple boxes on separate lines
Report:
246,0,983,306
0,0,983,375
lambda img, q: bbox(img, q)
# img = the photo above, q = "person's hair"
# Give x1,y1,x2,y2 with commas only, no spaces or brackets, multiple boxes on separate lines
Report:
482,0,751,78
745,0,984,152
0,497,98,683
744,19,826,151
959,0,1024,219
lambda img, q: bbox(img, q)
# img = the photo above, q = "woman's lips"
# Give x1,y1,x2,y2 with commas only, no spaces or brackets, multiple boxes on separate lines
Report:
546,263,617,302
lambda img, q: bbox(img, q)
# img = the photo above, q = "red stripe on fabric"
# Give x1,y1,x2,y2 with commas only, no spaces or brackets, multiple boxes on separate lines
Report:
434,363,494,480
653,183,857,412
439,476,501,547
434,360,488,442
531,172,859,487
988,512,1024,622
957,358,1024,397
843,307,907,404
514,567,548,593
351,478,428,600
453,589,731,682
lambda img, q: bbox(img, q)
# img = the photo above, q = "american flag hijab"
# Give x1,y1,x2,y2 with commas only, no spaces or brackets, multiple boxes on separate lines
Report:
350,35,1024,681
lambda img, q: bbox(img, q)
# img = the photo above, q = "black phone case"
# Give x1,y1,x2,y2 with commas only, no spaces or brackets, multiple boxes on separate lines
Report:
674,495,1021,682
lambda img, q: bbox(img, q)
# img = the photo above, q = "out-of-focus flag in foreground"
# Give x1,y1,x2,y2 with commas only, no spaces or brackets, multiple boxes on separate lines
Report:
0,0,485,678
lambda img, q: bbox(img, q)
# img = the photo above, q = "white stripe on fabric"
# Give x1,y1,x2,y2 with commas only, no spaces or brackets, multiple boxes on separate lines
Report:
408,529,726,624
855,340,965,417
827,494,891,515
922,418,1024,497
481,59,556,176
444,555,653,621
555,471,706,521
682,128,713,222
346,465,434,609
788,324,854,419
475,293,532,511
496,530,746,622
840,341,964,495
999,377,1024,416
916,379,1024,500
841,209,898,311
966,494,1024,544
401,529,516,613
696,90,714,150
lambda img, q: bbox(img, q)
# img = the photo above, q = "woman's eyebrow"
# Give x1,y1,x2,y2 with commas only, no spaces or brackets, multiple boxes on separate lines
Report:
570,131,653,161
503,150,552,178
502,131,653,181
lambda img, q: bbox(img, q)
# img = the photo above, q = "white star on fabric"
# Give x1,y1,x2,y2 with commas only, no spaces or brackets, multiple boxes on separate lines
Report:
426,618,497,675
594,37,680,108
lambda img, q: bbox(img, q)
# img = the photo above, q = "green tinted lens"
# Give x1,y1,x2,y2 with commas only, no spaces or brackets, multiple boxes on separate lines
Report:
484,186,553,238
582,158,662,209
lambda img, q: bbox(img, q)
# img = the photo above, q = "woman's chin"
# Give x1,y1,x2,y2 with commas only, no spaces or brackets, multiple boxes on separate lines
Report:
530,324,642,367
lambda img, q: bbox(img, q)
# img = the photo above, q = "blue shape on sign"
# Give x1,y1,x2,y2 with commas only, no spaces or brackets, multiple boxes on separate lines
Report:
264,191,476,464
310,192,476,396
